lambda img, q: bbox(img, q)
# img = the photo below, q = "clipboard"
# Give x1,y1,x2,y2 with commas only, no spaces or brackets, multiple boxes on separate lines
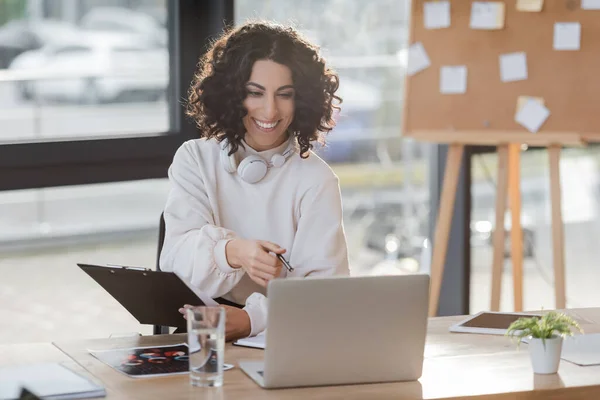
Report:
77,263,217,329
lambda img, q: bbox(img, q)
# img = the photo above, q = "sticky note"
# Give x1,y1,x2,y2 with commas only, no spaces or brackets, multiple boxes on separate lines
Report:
516,96,544,115
470,2,505,30
407,42,431,76
516,0,543,12
582,0,600,10
424,1,451,29
500,52,528,82
515,99,550,133
554,22,581,51
440,66,467,94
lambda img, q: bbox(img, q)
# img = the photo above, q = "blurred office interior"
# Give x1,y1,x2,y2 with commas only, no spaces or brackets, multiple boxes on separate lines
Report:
1,0,599,344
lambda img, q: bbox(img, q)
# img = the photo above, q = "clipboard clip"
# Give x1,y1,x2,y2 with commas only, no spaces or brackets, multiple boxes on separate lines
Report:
106,263,151,271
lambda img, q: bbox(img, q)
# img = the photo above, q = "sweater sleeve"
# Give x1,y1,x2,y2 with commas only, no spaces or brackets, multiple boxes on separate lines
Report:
159,141,245,298
243,176,350,337
288,176,350,277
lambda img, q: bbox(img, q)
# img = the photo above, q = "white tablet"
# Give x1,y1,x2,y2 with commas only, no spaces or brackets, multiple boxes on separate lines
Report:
449,311,542,335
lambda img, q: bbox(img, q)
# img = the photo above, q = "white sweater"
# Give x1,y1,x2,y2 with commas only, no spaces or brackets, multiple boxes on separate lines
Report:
159,137,350,336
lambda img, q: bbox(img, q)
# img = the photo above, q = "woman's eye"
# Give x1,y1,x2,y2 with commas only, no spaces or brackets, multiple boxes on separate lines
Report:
247,91,262,97
278,92,294,99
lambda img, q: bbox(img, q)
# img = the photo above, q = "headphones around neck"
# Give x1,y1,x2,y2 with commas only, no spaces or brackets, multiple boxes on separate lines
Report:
219,138,296,184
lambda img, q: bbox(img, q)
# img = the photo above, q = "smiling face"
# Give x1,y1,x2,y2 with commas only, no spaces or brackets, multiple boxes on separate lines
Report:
242,59,295,151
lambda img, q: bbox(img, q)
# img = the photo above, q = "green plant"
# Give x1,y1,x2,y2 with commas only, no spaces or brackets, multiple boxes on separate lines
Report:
506,311,583,348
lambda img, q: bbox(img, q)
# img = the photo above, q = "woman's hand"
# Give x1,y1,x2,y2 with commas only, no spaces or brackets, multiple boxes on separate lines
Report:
221,305,252,341
178,304,251,341
226,239,285,287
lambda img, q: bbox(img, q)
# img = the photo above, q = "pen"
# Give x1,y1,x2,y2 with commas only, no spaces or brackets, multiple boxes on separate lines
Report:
276,254,294,272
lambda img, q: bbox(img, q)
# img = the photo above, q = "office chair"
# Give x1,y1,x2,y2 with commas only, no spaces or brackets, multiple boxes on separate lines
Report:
153,212,170,335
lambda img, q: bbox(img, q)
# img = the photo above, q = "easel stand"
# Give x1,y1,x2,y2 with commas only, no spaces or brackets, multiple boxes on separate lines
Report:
427,140,570,317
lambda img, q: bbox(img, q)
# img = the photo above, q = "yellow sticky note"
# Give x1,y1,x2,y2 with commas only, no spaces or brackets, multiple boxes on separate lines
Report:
470,2,505,30
516,96,544,115
517,0,544,12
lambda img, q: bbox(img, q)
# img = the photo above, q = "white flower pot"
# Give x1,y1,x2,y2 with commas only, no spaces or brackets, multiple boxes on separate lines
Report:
528,335,563,374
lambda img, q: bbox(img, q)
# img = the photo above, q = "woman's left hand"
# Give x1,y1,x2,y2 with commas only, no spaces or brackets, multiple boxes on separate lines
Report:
178,304,252,342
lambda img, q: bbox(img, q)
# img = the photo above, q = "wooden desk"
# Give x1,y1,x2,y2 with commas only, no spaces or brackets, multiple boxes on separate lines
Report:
3,308,600,399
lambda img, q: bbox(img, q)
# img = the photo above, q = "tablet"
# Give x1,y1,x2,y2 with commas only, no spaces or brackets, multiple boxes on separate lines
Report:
449,311,542,335
78,263,217,329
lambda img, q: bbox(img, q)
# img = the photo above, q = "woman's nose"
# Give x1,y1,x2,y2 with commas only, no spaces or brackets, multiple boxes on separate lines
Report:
262,96,278,120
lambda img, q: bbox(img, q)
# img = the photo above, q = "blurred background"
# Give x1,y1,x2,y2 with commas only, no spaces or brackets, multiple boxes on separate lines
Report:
1,0,599,344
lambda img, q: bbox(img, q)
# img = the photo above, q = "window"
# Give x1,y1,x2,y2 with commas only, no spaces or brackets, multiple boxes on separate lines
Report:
470,147,600,312
0,0,232,190
0,1,234,343
235,0,430,276
1,2,170,145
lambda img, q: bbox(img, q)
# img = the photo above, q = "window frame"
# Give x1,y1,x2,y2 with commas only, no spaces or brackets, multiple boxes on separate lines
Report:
0,0,234,191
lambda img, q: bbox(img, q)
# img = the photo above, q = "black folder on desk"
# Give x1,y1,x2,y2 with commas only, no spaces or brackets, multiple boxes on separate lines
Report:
77,263,209,329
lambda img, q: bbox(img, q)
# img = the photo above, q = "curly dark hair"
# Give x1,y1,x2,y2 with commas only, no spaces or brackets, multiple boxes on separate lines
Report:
186,21,341,158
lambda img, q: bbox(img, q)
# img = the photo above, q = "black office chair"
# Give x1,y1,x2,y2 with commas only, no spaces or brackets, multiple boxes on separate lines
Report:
153,212,170,335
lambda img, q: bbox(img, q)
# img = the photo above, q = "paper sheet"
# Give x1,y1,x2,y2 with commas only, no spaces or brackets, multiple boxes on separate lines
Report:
424,1,451,29
440,65,467,94
515,99,550,133
500,52,528,82
470,2,505,30
554,22,581,51
407,42,431,76
582,0,600,10
516,0,543,12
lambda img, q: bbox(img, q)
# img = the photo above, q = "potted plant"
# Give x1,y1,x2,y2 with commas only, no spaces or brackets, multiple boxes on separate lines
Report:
506,311,583,374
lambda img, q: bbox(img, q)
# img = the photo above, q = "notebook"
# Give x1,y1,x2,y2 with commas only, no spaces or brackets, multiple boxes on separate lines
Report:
0,363,105,400
233,332,266,349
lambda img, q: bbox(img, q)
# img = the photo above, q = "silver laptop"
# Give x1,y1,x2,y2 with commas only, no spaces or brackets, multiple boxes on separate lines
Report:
239,274,429,389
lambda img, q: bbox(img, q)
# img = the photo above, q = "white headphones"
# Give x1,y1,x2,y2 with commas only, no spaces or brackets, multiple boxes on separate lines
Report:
220,137,296,184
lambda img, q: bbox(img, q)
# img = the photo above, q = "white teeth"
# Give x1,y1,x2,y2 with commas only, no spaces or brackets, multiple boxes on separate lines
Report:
255,119,278,129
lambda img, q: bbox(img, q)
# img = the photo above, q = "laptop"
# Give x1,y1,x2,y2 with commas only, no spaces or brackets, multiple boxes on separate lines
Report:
239,274,430,389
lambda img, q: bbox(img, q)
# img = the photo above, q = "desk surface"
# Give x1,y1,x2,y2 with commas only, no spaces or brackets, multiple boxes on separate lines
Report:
3,308,600,400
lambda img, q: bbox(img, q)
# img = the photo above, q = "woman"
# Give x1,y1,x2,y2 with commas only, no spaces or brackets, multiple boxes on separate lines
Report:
160,21,350,341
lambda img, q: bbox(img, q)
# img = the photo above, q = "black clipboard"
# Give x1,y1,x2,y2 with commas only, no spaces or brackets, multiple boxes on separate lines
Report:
77,263,208,329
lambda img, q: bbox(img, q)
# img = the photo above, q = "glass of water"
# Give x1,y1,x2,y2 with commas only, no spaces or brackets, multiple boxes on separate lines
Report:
187,306,226,387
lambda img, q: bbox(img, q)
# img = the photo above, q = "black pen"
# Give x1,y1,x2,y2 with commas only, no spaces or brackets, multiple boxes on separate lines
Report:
276,254,294,272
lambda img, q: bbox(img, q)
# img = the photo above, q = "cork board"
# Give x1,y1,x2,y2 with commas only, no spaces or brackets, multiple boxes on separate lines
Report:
403,0,600,146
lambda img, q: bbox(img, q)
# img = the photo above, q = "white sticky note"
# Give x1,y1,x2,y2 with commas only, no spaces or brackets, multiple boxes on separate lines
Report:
500,52,528,82
424,1,451,29
554,22,581,51
407,42,431,76
582,0,600,10
515,99,550,133
440,66,467,94
516,0,544,12
470,2,505,30
516,96,544,116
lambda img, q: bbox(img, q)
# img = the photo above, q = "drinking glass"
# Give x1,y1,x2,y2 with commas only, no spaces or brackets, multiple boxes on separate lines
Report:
187,306,226,387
